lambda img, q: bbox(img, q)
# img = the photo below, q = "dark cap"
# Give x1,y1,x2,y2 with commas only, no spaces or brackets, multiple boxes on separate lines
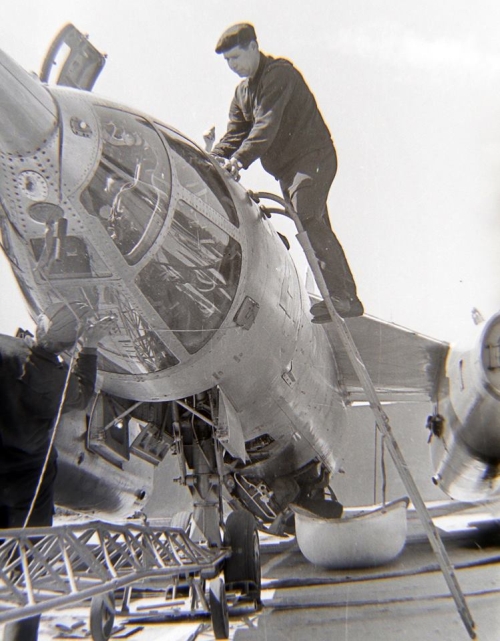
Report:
215,23,257,54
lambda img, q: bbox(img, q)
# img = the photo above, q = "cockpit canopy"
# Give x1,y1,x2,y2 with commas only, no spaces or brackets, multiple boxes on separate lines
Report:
79,107,243,369
3,105,243,377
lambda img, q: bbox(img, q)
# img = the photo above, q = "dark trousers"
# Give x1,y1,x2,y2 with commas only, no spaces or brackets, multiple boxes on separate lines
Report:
279,145,358,300
0,461,56,641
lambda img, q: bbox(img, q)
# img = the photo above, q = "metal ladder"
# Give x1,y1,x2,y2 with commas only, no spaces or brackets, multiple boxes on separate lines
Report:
250,191,476,640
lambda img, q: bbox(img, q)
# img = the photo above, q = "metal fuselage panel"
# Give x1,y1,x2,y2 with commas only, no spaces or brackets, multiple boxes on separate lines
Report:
53,411,154,517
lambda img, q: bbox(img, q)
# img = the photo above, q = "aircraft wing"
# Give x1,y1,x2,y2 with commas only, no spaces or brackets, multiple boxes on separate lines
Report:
323,315,449,404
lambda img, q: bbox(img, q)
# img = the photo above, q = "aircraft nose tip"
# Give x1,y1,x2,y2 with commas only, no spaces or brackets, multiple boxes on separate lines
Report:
0,49,58,155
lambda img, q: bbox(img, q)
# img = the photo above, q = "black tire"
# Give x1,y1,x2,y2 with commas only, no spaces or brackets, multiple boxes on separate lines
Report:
223,510,261,603
89,592,115,641
209,577,229,639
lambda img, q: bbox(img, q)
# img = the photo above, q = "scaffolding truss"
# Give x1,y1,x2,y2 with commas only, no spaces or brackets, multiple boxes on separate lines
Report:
0,520,227,624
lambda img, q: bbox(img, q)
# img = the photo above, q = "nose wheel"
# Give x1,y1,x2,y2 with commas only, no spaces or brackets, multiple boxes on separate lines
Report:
223,510,261,606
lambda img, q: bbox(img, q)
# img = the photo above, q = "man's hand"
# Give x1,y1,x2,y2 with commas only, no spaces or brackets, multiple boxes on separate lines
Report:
223,157,242,181
210,154,226,167
210,155,243,181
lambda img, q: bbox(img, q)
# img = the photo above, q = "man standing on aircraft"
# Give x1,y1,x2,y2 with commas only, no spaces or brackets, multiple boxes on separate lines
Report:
211,22,363,319
0,303,112,641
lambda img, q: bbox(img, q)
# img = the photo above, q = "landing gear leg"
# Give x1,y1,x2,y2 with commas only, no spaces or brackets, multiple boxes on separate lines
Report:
186,430,222,548
173,398,222,548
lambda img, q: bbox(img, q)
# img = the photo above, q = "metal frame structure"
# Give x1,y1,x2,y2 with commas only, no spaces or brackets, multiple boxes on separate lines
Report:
0,520,227,625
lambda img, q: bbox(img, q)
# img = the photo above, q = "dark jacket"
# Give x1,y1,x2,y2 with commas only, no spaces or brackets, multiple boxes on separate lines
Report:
0,335,97,472
212,53,334,179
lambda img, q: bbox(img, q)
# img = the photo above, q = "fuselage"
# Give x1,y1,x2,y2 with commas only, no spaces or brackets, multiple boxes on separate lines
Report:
0,47,346,516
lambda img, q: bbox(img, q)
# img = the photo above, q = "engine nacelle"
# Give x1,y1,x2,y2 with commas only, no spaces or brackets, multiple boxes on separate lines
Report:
429,312,500,501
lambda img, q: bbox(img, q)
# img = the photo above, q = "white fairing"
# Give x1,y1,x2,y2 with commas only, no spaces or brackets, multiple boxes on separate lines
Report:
293,498,409,568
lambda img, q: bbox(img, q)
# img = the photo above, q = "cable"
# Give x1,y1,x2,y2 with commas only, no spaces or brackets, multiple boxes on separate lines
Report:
21,323,83,528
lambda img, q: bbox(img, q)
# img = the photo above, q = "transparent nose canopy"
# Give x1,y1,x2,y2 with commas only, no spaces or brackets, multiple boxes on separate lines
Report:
79,107,242,369
81,108,172,264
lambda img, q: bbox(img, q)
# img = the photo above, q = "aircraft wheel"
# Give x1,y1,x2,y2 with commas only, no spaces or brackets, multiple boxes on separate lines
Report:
223,510,261,605
90,591,115,641
209,576,229,639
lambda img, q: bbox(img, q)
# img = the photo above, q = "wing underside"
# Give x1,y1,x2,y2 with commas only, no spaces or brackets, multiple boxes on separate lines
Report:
323,315,449,404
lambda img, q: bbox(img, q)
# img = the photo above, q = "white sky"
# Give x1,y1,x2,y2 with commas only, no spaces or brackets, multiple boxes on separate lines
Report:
0,0,499,341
